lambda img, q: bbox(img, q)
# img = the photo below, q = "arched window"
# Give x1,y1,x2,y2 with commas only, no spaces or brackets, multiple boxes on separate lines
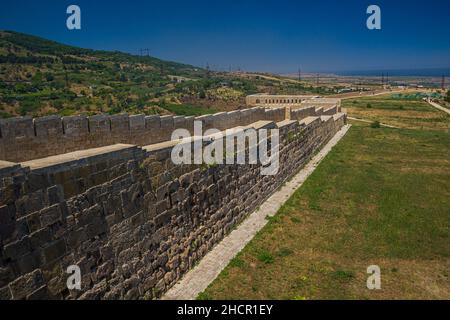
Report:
256,99,260,104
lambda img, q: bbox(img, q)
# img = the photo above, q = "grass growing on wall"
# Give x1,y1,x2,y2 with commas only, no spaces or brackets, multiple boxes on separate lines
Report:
198,122,450,299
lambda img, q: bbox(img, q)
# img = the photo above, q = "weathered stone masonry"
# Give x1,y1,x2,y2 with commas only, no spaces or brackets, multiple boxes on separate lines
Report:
0,106,346,299
0,107,286,163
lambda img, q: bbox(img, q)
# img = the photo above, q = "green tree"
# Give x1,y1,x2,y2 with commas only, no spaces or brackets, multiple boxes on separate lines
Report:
45,72,54,82
32,71,43,87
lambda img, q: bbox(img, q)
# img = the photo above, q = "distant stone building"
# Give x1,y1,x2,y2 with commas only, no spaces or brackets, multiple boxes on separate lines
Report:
246,93,340,108
246,94,341,119
246,94,317,107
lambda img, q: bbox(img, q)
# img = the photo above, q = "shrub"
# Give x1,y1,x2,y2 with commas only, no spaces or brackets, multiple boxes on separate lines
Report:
331,270,355,280
45,73,54,82
19,99,40,115
366,103,372,108
257,250,274,264
277,247,293,257
229,257,245,268
0,111,13,119
371,120,381,128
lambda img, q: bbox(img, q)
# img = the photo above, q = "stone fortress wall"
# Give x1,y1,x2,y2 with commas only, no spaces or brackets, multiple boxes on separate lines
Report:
0,107,287,163
0,103,346,300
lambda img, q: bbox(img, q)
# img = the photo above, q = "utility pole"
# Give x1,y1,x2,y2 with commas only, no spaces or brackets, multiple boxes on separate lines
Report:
442,75,445,90
63,64,69,88
298,68,301,82
381,73,384,86
206,63,210,78
386,72,389,86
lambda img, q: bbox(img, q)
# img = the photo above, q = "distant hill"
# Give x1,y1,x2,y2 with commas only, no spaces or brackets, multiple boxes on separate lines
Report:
0,31,323,118
0,31,201,75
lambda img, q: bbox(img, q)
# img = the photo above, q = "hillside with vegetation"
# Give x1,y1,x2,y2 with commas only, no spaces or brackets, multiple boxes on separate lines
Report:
0,31,329,119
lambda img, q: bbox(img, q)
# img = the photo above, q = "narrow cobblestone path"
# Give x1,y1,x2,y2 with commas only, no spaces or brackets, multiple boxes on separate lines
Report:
162,124,351,300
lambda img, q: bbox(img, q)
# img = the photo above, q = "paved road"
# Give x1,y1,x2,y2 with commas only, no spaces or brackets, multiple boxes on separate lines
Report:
162,124,352,300
427,100,450,116
330,90,404,100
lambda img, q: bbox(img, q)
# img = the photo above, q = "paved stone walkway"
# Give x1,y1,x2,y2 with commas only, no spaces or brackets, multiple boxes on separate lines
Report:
162,124,352,300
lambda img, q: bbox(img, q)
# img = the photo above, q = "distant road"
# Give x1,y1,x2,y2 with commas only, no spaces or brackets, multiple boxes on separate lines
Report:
331,90,404,100
347,116,399,128
427,100,450,116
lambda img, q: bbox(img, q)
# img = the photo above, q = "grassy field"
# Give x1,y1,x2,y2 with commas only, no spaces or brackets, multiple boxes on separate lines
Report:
343,94,450,131
199,97,450,300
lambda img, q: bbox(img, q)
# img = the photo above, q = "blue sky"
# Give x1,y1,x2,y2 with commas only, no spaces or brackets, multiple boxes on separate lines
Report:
1,0,449,73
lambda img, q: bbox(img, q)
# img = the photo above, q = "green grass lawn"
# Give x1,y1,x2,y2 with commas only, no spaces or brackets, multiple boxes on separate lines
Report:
343,94,450,132
199,122,450,299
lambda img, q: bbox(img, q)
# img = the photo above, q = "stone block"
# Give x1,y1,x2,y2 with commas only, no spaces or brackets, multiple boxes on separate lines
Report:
34,115,63,138
62,115,89,137
129,114,145,131
8,269,45,300
42,239,66,264
88,114,110,134
39,204,62,227
3,236,31,260
0,116,34,141
145,115,160,130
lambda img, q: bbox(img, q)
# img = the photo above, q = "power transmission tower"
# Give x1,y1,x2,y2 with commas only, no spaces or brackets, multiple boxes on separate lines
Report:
139,48,150,56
